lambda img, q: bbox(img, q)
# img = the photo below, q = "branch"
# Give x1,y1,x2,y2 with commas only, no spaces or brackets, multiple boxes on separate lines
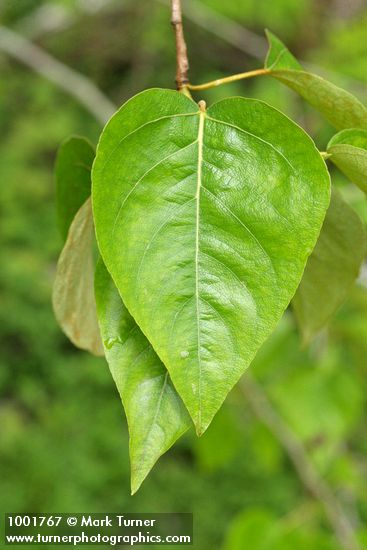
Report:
240,372,360,550
170,0,189,89
158,0,367,98
0,24,116,125
159,0,267,60
16,1,367,99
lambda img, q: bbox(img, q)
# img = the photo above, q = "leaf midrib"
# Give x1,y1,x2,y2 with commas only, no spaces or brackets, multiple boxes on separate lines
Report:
195,109,205,431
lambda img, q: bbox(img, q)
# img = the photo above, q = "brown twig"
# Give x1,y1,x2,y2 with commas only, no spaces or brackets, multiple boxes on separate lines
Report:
171,0,267,60
171,0,189,90
240,372,360,550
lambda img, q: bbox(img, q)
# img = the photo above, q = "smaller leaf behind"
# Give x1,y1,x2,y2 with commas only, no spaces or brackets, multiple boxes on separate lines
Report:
327,128,367,193
264,30,367,131
54,135,103,355
293,188,367,344
56,136,95,241
94,260,191,494
53,199,104,356
54,133,191,489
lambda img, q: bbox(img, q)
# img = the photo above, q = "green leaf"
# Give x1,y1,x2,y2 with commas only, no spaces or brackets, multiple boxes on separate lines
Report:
327,128,367,192
53,199,104,356
264,31,367,130
293,188,366,343
264,29,302,71
224,509,278,550
54,136,103,355
224,508,335,550
55,135,189,490
94,260,190,494
55,136,95,241
92,88,330,434
193,407,243,473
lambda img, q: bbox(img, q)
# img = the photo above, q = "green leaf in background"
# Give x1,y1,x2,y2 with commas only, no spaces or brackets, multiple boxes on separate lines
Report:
293,188,366,343
93,88,330,434
94,260,190,494
268,347,364,471
327,128,367,193
193,407,243,473
54,135,104,355
224,509,278,550
224,508,335,550
264,30,367,130
55,136,95,241
53,199,104,356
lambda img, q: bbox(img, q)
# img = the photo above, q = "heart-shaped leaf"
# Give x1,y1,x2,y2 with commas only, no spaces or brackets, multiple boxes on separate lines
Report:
55,136,95,241
293,188,367,343
264,31,367,131
53,198,104,356
94,260,191,494
327,128,367,193
92,88,330,434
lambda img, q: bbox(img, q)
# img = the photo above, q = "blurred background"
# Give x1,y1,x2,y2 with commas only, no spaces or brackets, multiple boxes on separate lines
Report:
1,1,367,549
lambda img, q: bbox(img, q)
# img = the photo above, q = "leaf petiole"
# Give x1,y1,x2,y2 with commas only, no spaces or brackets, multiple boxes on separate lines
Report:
187,68,270,91
320,151,332,160
179,85,193,99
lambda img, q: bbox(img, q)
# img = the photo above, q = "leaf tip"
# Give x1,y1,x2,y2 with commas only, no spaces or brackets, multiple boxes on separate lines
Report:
194,415,210,437
195,427,204,437
130,472,144,496
264,28,272,40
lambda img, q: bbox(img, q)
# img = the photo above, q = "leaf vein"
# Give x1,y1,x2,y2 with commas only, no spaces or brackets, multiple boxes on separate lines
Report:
206,115,295,171
200,250,257,313
112,140,198,238
98,112,199,176
201,185,277,278
133,372,169,475
167,296,195,349
199,297,239,356
135,197,196,292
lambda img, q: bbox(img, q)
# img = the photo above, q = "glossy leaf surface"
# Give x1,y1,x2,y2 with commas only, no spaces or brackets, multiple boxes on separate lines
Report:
55,136,95,241
327,128,367,192
265,31,367,131
95,260,190,494
53,199,104,356
293,188,366,343
93,88,330,434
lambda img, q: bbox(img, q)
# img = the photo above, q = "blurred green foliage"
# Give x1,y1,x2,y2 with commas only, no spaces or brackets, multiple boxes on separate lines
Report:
1,1,367,548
